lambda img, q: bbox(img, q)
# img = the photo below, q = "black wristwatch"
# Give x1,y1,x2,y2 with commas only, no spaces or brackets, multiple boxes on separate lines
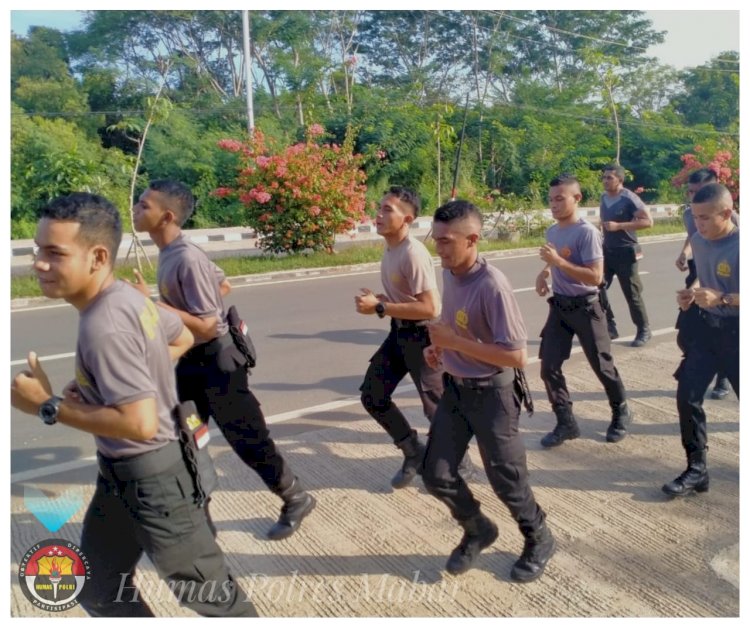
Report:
375,302,386,319
38,395,62,426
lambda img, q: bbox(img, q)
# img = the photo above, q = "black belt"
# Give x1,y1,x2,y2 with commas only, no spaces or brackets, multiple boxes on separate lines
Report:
448,370,515,388
184,333,234,362
698,308,739,331
551,293,598,310
97,439,182,482
391,318,428,329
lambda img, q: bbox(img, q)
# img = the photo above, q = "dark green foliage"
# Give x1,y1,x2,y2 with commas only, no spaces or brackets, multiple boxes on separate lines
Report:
10,10,738,238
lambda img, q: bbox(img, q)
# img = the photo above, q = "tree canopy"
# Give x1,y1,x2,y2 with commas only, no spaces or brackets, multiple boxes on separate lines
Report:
10,10,739,237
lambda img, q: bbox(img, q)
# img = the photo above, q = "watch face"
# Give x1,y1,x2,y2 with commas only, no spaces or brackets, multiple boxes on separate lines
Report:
39,399,60,424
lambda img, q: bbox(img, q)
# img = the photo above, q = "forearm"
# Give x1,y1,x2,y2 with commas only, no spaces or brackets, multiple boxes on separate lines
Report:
630,214,653,230
381,300,437,320
57,399,158,440
554,260,602,287
169,327,195,362
169,344,188,362
449,336,527,369
725,293,740,308
158,302,216,342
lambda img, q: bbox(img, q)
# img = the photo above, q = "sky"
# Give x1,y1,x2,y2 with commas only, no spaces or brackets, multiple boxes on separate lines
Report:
8,7,742,71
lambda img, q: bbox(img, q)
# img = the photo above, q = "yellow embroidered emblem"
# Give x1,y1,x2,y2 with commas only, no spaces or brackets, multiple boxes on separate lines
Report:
75,366,91,389
716,261,731,278
139,299,159,340
186,414,203,431
390,272,401,284
560,246,572,259
455,309,469,330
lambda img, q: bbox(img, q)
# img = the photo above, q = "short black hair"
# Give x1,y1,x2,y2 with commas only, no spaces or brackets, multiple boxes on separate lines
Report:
692,182,731,205
148,179,195,227
603,164,626,181
384,185,421,217
38,192,122,265
433,199,482,224
550,173,580,187
687,168,718,185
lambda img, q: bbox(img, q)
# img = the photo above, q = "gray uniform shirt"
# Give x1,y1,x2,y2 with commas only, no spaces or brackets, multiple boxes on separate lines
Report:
546,219,602,297
599,188,647,249
380,235,440,317
157,234,229,338
440,258,527,378
75,281,183,458
691,227,740,318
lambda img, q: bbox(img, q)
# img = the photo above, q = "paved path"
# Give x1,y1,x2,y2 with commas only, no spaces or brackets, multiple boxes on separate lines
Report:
10,336,739,617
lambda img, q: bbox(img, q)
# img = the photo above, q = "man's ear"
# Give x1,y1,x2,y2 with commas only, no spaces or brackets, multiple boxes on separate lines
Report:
403,212,415,225
162,209,178,226
467,232,480,246
90,244,110,272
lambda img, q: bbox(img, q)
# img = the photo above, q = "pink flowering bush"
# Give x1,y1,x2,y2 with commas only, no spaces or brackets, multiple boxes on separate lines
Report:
215,125,367,253
671,145,739,203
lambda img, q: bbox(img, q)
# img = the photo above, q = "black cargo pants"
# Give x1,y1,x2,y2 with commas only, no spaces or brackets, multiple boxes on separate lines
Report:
539,294,627,408
360,321,443,444
675,312,739,454
601,246,649,330
422,373,545,537
176,335,295,495
78,443,256,617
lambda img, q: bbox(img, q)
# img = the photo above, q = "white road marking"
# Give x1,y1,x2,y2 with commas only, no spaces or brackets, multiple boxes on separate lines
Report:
11,352,76,366
11,327,677,483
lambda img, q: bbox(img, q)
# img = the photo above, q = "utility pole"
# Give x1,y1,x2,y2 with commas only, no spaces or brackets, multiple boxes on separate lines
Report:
242,10,255,134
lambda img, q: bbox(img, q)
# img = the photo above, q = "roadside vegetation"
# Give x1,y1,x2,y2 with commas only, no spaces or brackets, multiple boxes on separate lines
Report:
11,218,684,300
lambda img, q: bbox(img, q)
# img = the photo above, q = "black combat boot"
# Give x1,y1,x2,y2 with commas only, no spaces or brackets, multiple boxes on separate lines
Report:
445,512,499,575
541,404,580,448
662,449,709,496
391,429,426,489
606,401,633,443
267,478,316,540
630,327,652,347
607,319,619,340
510,524,556,583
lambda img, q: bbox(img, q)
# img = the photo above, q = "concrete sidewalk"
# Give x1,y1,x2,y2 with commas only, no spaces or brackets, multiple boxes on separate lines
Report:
10,333,739,617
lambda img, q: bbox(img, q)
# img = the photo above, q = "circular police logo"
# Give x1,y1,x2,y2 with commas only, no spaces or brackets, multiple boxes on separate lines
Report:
18,538,91,613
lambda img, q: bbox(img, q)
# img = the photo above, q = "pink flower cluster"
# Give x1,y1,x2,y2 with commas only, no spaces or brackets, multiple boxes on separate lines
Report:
671,145,739,202
215,124,367,253
217,139,243,152
308,124,325,138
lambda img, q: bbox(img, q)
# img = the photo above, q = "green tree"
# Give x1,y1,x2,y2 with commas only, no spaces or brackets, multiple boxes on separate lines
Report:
672,52,739,131
11,28,70,89
11,103,133,237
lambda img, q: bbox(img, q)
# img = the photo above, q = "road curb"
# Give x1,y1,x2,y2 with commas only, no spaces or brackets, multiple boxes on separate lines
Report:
9,235,684,311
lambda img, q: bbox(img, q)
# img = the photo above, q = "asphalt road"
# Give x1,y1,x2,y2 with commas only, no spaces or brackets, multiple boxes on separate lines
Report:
11,236,685,477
